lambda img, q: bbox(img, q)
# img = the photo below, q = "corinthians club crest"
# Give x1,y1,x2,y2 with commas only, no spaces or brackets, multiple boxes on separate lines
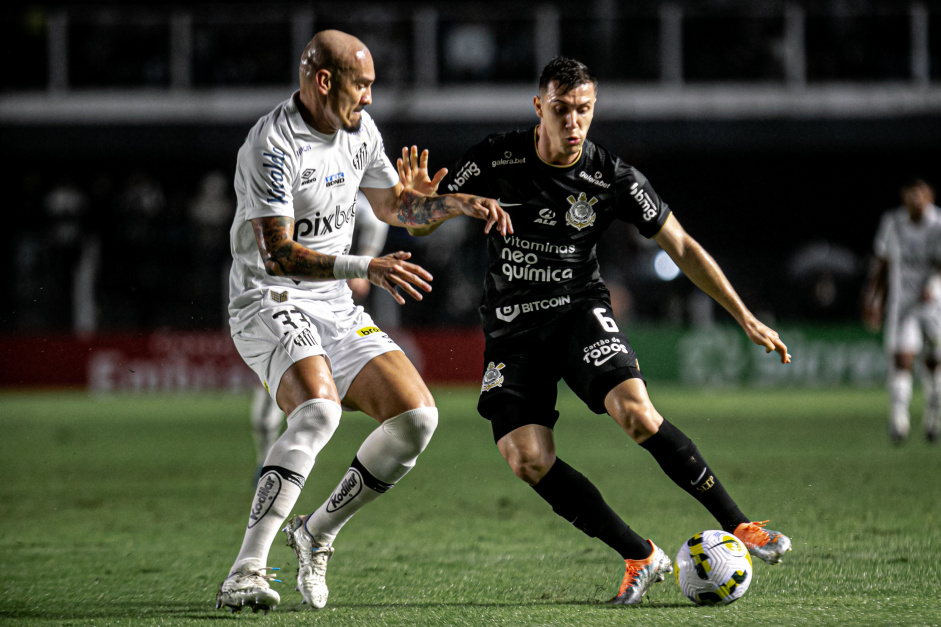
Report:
565,192,598,231
481,361,506,393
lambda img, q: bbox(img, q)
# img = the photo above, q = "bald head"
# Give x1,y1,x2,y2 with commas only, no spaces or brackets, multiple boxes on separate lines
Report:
296,30,375,134
300,30,371,87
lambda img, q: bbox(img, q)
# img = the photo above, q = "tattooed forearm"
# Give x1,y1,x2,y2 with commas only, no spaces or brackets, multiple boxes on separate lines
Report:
251,216,336,280
397,190,461,226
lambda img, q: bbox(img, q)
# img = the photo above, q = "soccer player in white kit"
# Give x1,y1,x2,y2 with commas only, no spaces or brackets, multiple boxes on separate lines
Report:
864,178,941,443
216,30,511,613
248,190,389,477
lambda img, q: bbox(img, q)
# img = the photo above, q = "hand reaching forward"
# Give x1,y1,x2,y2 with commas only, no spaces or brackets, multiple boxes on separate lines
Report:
397,145,513,236
742,316,791,364
367,251,433,305
398,145,447,196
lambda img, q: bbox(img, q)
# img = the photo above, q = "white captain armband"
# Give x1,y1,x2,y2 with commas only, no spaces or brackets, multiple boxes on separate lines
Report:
333,255,372,280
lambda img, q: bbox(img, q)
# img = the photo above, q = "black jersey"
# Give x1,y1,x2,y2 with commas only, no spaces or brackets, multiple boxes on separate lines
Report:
444,126,671,338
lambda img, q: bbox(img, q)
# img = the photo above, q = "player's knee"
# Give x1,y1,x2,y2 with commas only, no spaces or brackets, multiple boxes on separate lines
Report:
285,398,342,447
506,451,555,485
383,407,438,457
894,353,915,371
611,398,660,442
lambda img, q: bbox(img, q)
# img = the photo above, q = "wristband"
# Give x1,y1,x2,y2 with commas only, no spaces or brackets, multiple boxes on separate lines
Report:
333,255,372,280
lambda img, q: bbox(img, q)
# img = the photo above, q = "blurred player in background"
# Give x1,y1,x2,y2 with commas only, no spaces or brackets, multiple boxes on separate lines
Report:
216,30,510,614
436,56,792,605
249,190,389,475
863,178,941,443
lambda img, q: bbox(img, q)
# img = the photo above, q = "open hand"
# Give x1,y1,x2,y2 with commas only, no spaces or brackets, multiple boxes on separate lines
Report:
398,145,447,197
367,251,433,305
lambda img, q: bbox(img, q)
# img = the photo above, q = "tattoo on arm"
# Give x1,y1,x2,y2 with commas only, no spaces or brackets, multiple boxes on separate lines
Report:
398,190,459,226
252,216,335,280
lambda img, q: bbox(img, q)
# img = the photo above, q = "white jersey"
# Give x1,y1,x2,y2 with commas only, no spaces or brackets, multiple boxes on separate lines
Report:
228,92,399,331
873,203,941,312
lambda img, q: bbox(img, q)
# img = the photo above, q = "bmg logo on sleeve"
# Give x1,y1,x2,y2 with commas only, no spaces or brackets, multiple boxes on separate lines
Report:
446,162,480,191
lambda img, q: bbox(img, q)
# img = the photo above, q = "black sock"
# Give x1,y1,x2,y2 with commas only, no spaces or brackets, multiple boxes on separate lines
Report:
531,458,651,560
640,419,747,533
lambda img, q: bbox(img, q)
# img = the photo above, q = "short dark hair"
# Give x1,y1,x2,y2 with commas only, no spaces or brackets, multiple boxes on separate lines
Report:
900,177,930,191
538,56,597,95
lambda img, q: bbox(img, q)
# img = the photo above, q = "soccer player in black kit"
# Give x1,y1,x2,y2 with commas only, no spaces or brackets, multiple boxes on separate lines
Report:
438,57,793,604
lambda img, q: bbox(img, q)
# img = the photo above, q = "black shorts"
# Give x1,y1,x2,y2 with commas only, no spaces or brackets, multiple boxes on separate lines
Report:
477,297,645,442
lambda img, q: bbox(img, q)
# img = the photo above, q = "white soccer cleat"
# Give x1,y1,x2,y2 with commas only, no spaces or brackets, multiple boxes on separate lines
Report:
734,520,792,565
215,567,281,614
284,515,334,609
607,541,673,605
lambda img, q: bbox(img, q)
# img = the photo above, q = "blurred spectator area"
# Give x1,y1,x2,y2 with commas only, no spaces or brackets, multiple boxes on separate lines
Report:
2,0,941,335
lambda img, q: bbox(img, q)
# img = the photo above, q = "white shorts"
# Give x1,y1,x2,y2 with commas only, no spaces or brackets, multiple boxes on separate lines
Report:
231,290,401,403
885,301,941,358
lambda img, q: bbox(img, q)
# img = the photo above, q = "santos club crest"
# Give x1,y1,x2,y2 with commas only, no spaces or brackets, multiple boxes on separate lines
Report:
565,192,598,230
481,361,506,393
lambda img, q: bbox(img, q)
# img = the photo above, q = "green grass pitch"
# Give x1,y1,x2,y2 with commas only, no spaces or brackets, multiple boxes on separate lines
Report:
1,385,939,626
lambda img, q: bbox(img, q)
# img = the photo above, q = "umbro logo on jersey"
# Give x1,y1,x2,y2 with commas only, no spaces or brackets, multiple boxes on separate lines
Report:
535,208,557,225
300,168,317,186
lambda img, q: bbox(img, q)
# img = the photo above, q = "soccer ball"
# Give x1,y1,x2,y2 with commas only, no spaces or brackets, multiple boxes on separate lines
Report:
674,530,753,606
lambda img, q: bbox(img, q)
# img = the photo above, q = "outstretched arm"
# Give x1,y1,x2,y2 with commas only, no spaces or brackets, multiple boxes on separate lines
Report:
653,214,791,363
362,146,513,237
861,257,888,331
251,216,432,304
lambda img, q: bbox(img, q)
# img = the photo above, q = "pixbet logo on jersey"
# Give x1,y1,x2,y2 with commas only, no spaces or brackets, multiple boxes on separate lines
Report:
295,201,356,237
446,161,480,191
582,338,629,366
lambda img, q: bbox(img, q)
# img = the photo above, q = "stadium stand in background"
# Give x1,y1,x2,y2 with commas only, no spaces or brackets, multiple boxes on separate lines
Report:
2,0,939,390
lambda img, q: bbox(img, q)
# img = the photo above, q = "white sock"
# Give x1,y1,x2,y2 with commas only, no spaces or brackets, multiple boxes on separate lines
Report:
306,407,438,543
924,367,941,433
889,368,912,438
230,398,342,574
251,388,284,468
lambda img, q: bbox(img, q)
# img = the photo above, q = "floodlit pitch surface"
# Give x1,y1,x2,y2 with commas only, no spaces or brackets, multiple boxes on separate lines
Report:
1,386,938,626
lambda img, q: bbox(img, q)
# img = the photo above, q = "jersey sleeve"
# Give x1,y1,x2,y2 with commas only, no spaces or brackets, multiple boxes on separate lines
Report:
235,126,298,220
358,119,400,190
613,164,671,238
441,139,494,198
